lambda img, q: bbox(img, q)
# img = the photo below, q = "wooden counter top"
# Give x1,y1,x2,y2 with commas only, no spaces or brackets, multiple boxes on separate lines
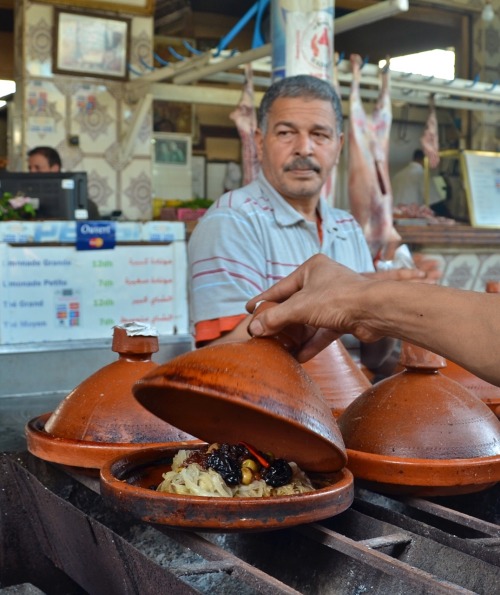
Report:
396,223,500,247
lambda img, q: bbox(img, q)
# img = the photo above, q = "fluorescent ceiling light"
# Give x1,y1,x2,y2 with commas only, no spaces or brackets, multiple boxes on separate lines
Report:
0,80,15,99
335,0,409,35
0,100,6,110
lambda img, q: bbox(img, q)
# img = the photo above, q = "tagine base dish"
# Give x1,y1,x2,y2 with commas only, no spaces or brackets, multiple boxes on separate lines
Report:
346,448,500,497
26,413,203,470
99,445,354,532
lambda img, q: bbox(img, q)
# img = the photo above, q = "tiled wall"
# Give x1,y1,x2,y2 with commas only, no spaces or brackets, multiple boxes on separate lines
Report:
13,1,154,220
420,249,500,291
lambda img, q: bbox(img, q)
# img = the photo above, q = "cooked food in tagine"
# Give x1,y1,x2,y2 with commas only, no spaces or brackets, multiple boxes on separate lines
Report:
157,441,315,497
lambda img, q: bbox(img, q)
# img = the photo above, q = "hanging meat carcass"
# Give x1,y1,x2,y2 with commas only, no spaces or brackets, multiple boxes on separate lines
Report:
347,54,401,260
230,64,260,186
421,94,440,169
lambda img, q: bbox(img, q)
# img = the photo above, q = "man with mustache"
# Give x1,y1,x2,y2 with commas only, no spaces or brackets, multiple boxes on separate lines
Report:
188,75,424,373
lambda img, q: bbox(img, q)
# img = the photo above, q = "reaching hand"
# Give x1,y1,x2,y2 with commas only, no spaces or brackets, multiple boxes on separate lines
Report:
246,254,383,362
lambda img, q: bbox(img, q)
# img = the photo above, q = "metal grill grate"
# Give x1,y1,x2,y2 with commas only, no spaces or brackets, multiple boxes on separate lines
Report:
1,452,499,595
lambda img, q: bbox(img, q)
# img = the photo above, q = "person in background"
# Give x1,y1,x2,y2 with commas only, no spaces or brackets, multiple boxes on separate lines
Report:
27,146,100,219
28,146,62,173
246,254,500,387
188,75,428,377
391,148,425,207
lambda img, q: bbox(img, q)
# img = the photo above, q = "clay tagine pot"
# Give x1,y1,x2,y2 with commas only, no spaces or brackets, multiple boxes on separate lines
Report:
337,342,500,496
133,334,347,474
101,305,354,532
100,444,354,532
301,340,371,417
26,322,199,470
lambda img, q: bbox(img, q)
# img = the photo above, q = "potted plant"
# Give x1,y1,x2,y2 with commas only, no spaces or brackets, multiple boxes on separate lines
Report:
0,192,37,221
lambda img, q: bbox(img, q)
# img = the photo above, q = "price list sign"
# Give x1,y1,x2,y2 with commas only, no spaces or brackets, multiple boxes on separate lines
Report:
0,243,188,344
462,151,500,228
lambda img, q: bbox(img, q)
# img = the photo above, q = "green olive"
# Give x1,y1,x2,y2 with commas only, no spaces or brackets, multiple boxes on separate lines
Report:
241,458,259,473
241,467,254,485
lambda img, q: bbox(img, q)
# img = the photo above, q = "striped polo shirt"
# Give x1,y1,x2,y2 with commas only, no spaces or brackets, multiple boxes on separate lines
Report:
188,171,374,336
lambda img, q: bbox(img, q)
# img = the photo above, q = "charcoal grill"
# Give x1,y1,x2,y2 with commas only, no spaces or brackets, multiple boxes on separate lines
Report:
1,451,499,594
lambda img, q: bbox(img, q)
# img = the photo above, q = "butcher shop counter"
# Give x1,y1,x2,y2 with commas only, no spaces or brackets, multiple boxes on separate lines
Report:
396,222,500,291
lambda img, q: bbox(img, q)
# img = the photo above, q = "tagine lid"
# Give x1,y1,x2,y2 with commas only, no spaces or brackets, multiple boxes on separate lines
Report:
133,336,348,474
111,321,160,355
26,322,198,469
337,342,500,495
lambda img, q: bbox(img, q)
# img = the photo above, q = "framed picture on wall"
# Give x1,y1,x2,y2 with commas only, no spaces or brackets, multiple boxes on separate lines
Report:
53,9,131,81
153,133,191,167
37,0,154,16
153,101,193,134
152,133,192,200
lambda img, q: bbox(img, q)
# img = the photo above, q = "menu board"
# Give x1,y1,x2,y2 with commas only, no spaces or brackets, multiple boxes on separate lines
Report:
0,243,188,344
461,151,500,228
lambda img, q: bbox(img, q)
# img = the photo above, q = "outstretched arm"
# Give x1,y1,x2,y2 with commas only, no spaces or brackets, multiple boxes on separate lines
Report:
246,254,500,386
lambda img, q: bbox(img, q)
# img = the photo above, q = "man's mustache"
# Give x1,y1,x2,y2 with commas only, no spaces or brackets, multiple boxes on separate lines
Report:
284,158,321,173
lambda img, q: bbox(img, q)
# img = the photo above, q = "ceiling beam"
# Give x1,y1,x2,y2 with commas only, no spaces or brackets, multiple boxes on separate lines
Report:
335,0,409,34
152,82,263,106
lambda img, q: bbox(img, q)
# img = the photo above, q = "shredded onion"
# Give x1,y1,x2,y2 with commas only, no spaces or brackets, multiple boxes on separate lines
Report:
157,449,315,498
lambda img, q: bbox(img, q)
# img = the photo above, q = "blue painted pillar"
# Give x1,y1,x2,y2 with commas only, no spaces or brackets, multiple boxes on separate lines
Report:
271,0,335,83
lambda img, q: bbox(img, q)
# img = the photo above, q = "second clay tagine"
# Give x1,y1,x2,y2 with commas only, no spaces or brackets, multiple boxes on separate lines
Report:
26,322,199,470
337,342,500,496
301,340,371,417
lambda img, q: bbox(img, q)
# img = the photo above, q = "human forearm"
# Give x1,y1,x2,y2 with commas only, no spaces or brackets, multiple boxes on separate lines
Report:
246,254,500,386
358,281,500,384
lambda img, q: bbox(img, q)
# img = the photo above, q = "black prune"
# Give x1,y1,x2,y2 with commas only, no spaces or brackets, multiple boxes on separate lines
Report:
218,442,247,461
207,452,242,486
262,459,293,487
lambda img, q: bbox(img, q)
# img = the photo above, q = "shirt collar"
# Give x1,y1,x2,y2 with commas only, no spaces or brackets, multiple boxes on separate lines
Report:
317,198,350,236
257,171,349,237
257,171,305,226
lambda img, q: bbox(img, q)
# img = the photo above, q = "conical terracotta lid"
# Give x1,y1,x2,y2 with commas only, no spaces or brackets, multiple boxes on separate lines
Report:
339,342,500,459
301,340,371,417
486,280,500,293
133,336,348,473
337,342,500,495
440,359,500,417
26,322,198,469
